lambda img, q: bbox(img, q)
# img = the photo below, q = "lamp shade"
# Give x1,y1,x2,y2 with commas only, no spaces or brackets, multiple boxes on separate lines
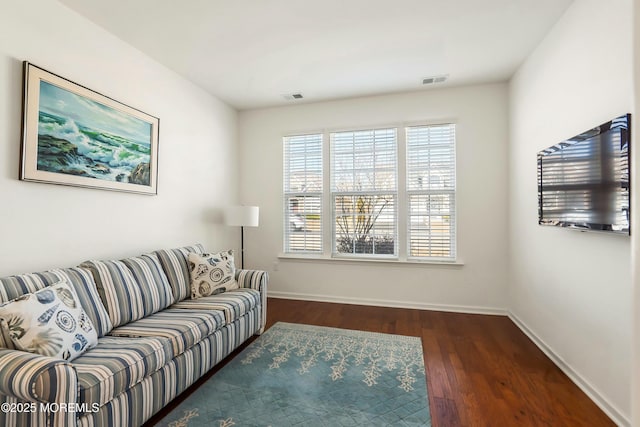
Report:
224,206,259,227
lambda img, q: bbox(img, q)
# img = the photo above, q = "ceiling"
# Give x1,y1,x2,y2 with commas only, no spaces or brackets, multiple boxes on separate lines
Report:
58,0,573,110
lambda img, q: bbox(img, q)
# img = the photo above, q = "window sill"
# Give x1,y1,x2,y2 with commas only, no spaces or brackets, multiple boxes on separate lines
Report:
277,253,464,266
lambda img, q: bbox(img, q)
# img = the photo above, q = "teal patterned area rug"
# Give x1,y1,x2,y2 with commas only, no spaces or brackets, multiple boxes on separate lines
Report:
158,322,431,427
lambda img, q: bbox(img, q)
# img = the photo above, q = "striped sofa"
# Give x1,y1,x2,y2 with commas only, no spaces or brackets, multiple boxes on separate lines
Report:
0,244,267,427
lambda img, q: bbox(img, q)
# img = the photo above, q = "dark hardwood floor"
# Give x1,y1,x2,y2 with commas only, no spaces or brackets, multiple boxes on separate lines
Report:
147,298,615,427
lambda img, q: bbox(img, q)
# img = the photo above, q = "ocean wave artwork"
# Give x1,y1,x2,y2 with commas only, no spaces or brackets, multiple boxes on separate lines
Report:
36,81,153,185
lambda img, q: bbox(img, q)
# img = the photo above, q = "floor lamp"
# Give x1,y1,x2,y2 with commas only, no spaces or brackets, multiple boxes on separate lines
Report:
224,206,259,269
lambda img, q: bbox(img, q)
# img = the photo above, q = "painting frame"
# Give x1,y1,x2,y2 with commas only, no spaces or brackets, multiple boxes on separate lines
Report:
20,62,159,195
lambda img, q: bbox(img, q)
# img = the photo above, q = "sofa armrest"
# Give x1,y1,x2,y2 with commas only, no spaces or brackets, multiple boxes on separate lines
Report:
0,348,77,404
235,269,268,334
236,269,268,292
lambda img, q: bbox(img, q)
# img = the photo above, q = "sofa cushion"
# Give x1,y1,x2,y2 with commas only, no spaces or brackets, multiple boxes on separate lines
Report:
154,244,205,302
81,254,174,328
0,268,112,338
121,254,174,310
171,288,261,325
73,336,172,409
188,250,238,299
108,308,225,356
0,280,98,361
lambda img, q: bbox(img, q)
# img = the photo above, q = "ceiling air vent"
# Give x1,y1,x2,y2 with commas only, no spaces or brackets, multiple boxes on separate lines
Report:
282,93,304,100
422,75,448,85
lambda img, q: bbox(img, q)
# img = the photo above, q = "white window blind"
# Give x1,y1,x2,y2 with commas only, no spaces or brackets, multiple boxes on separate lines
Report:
283,133,323,253
331,128,397,256
406,124,456,260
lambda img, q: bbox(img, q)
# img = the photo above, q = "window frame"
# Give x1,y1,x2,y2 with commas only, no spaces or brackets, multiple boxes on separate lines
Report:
330,127,399,259
282,133,324,254
405,123,457,261
282,120,458,263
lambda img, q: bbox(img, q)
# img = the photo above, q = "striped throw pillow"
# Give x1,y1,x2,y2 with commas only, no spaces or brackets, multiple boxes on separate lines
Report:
81,254,173,327
154,244,205,302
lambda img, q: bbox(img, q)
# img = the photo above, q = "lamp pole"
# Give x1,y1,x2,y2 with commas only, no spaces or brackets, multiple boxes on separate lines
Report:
240,225,245,269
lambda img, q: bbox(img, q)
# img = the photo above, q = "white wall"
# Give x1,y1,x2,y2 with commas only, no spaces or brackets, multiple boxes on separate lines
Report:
0,0,238,276
239,84,509,312
509,0,632,424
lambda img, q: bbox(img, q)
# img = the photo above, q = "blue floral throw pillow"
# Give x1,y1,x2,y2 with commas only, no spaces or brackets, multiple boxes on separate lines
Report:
188,250,238,299
0,280,98,361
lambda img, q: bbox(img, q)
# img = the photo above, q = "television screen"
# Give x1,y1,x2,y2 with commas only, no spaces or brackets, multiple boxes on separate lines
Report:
537,113,630,234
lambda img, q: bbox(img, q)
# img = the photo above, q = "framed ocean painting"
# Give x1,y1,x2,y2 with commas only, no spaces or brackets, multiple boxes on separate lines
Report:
20,62,159,195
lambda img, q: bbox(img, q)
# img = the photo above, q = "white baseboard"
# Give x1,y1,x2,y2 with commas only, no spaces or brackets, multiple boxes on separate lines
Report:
267,290,507,316
508,312,629,427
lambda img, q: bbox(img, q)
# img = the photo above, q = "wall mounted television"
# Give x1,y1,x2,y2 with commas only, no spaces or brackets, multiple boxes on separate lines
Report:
537,113,631,235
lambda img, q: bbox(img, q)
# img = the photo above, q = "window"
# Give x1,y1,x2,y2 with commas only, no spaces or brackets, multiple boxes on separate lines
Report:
283,122,456,262
283,134,323,253
406,124,456,260
331,128,397,256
